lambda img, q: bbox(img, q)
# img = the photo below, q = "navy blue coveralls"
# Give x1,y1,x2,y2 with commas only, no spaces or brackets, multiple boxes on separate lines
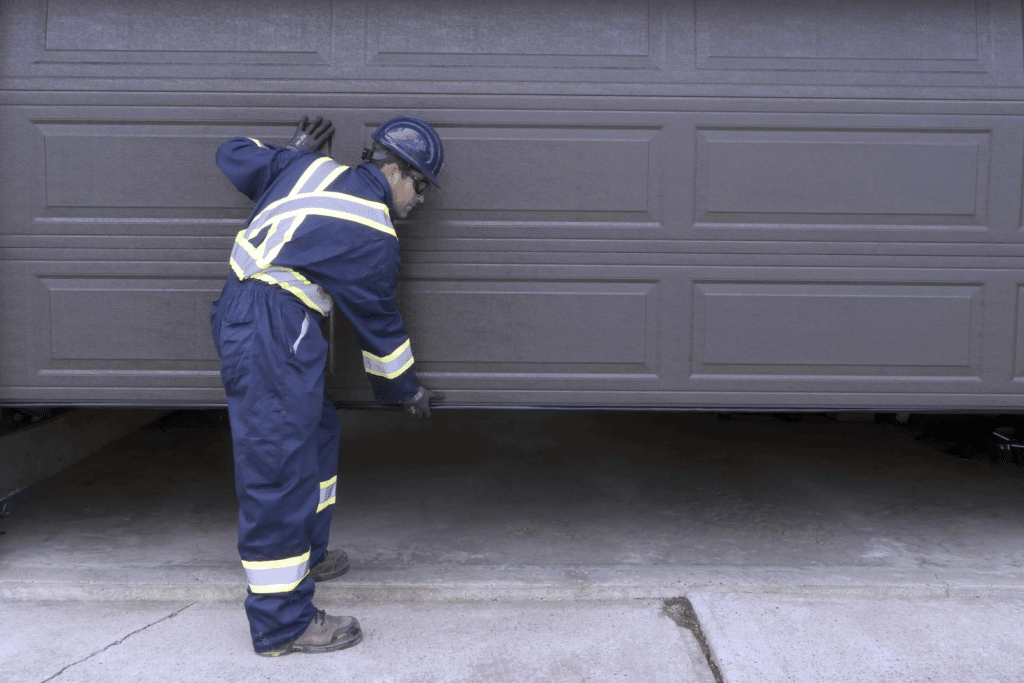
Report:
210,137,420,653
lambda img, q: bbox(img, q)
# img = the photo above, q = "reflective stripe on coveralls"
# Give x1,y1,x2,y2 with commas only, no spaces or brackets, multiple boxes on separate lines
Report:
317,476,337,513
229,157,395,316
242,551,311,594
362,339,414,379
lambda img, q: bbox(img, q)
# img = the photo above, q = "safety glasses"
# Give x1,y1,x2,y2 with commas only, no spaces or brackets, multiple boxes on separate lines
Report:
398,161,430,195
407,172,430,196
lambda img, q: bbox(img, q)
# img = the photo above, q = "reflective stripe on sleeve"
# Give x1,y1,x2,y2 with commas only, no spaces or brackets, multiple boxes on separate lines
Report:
241,550,310,594
317,476,337,513
362,339,414,379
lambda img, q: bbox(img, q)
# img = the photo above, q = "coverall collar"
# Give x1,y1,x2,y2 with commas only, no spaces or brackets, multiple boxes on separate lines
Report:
358,162,395,215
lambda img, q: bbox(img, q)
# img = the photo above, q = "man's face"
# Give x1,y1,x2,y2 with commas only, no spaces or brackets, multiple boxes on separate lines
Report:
385,163,428,220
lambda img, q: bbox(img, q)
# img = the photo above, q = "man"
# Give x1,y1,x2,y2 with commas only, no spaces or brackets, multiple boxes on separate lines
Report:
210,115,446,656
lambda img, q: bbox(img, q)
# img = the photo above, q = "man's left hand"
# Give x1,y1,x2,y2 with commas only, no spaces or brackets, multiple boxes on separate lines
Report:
286,115,334,153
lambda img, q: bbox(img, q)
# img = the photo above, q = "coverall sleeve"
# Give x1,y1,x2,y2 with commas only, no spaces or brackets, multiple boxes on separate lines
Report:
215,136,298,202
301,238,420,405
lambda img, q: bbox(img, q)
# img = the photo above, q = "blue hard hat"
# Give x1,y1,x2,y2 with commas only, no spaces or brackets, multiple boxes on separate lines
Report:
371,116,444,188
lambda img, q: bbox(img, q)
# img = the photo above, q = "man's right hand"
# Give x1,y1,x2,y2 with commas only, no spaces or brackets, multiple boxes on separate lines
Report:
402,386,445,418
286,115,334,153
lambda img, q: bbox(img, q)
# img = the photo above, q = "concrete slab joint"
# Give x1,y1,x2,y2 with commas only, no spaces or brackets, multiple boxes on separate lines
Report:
38,603,194,683
664,598,725,683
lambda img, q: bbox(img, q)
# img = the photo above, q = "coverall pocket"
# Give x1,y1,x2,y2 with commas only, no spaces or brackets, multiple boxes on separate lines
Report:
213,286,257,370
219,318,256,390
285,310,327,373
222,290,255,325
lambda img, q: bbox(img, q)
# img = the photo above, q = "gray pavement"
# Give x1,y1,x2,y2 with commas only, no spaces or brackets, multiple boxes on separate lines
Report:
3,600,710,683
689,591,1024,683
2,409,1023,681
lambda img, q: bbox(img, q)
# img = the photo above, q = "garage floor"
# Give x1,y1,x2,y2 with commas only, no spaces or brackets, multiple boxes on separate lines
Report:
2,410,1023,682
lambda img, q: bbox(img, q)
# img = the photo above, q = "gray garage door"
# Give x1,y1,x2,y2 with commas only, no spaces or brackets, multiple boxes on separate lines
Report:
3,0,1024,411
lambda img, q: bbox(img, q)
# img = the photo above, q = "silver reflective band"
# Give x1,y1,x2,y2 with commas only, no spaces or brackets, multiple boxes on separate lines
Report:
293,157,348,195
241,550,310,594
317,476,337,513
245,192,394,254
229,258,332,316
362,339,414,379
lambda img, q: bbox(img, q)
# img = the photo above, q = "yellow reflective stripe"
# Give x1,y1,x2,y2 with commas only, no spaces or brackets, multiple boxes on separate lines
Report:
245,196,298,241
242,550,310,594
318,208,394,237
257,211,315,267
230,256,246,280
246,137,265,148
317,476,337,513
247,214,293,249
246,190,391,242
253,219,290,266
244,219,271,245
325,190,392,218
244,193,395,267
231,225,332,314
250,271,330,316
226,162,395,313
293,159,349,196
257,209,394,267
317,165,347,191
362,339,415,379
250,273,323,313
236,233,262,260
291,157,332,196
368,339,411,364
241,551,311,571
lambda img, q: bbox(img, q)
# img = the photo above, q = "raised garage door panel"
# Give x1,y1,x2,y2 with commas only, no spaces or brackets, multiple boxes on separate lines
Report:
3,0,1024,410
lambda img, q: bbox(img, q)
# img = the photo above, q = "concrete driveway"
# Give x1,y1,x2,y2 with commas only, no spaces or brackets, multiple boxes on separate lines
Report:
1,410,1022,682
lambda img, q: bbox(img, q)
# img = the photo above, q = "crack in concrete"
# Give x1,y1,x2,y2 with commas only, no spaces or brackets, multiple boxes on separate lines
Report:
39,602,195,682
663,597,725,683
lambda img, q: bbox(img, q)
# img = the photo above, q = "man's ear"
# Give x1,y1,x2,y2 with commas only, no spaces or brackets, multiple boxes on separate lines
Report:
380,162,402,189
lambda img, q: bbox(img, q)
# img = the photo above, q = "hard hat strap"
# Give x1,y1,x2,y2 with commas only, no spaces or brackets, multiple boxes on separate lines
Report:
362,147,393,162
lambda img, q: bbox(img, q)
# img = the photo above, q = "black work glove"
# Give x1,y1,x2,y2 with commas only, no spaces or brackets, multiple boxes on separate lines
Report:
286,115,334,153
402,386,445,418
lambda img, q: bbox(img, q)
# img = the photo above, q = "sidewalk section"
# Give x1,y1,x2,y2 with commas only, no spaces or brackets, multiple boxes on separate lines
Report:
688,591,1024,683
1,599,710,683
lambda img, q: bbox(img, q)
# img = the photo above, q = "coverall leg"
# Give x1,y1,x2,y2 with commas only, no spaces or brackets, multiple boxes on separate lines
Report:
211,278,330,653
311,393,341,568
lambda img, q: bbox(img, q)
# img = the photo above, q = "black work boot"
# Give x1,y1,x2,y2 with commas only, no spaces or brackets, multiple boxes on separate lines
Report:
258,610,362,656
310,549,350,581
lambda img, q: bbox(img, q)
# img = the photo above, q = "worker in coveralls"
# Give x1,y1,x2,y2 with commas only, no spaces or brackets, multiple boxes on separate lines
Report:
210,115,446,656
